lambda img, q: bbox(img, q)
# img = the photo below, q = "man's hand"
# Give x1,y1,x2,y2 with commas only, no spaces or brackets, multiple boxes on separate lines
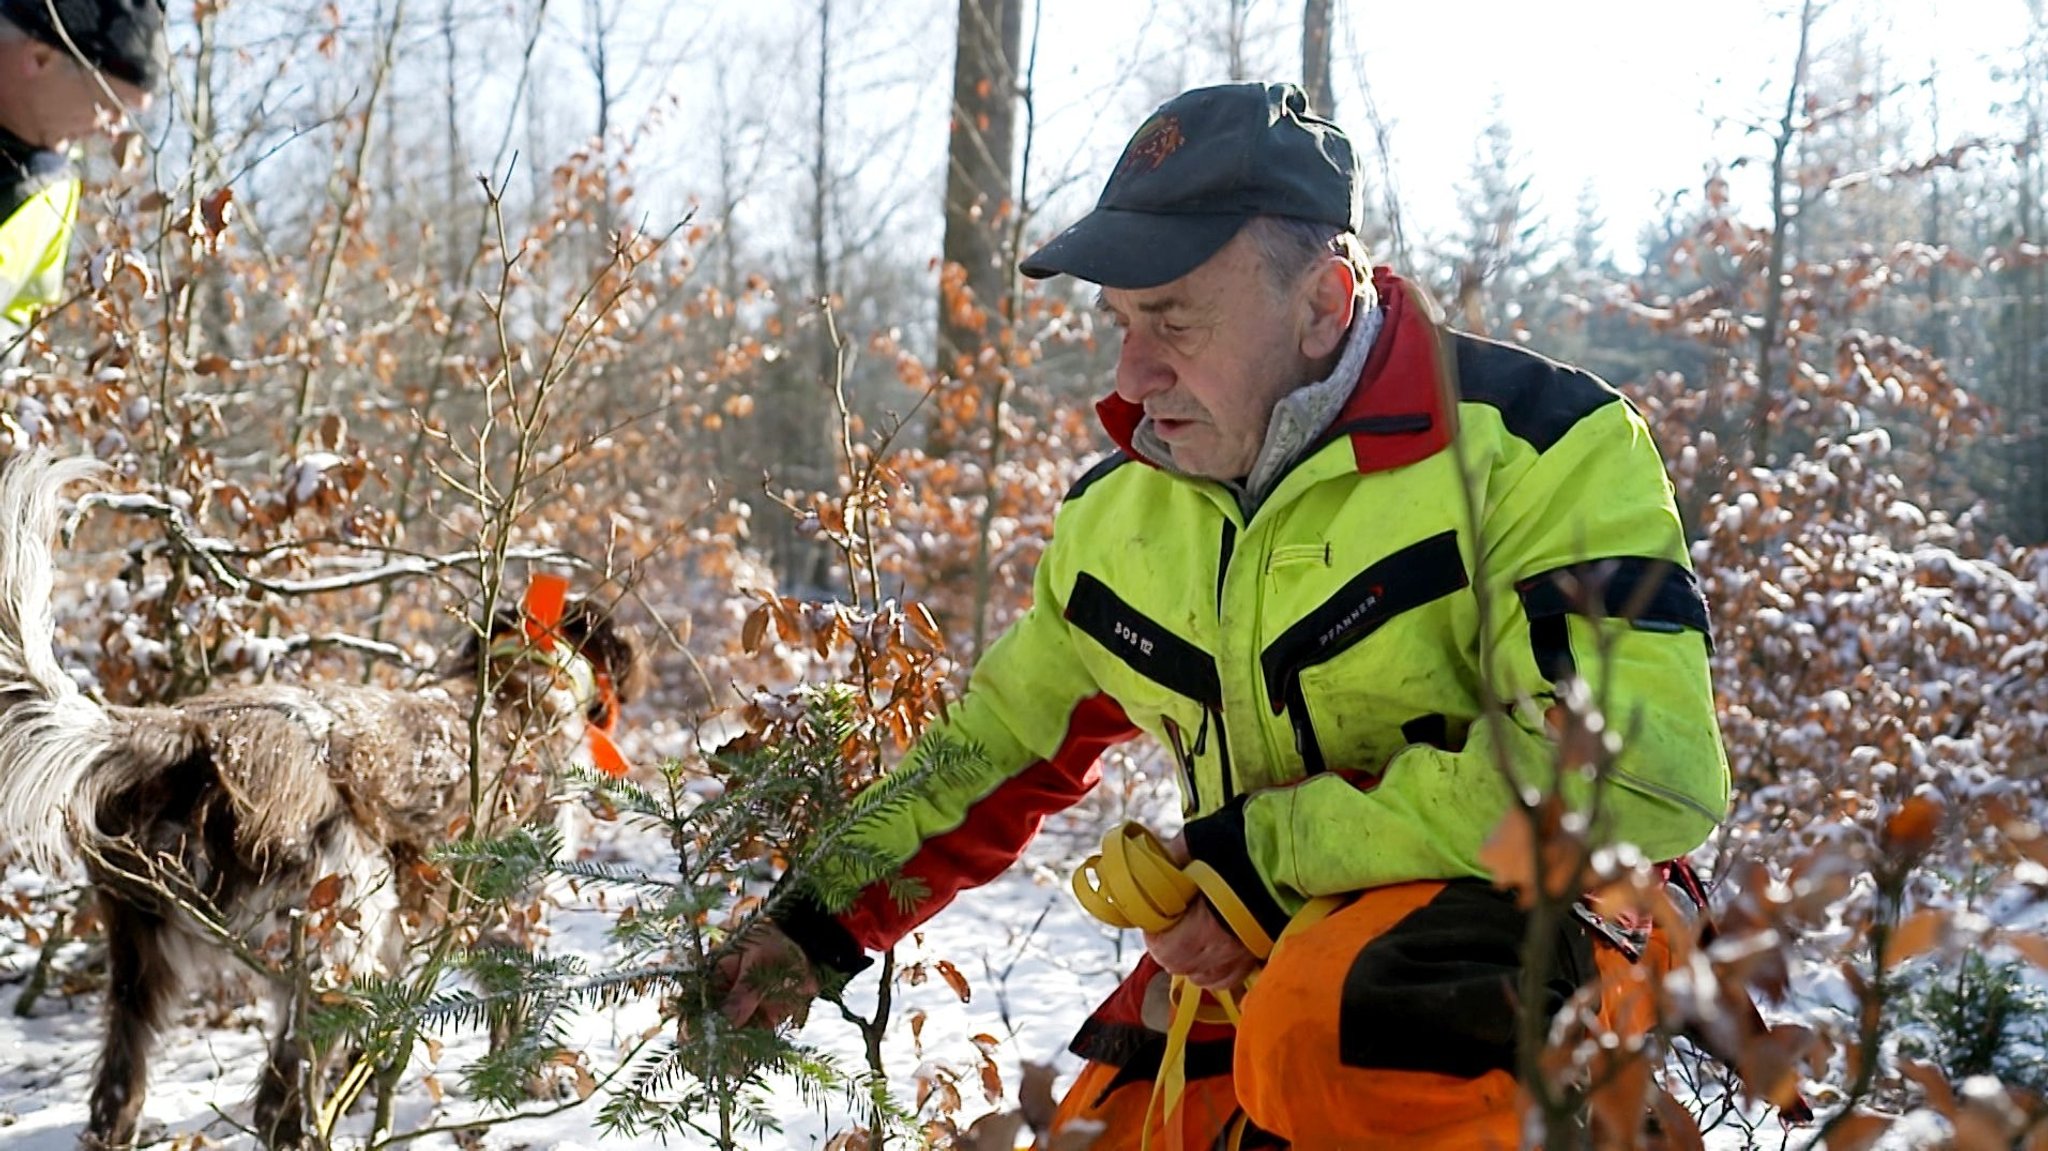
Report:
1141,832,1259,992
714,922,820,1031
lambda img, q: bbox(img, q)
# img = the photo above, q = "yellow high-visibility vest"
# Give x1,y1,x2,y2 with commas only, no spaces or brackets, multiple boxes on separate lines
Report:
1,132,81,349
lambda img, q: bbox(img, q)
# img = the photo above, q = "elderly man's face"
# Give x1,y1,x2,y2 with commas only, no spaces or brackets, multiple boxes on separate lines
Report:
1100,230,1332,481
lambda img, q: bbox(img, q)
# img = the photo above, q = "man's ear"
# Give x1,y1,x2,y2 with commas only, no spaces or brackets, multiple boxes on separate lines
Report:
17,38,65,78
1299,258,1356,361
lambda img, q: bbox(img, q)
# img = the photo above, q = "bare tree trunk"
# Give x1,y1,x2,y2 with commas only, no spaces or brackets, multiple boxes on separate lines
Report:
937,0,1021,380
289,0,408,453
1924,73,1948,362
794,0,838,594
587,0,611,144
1226,0,1248,81
442,0,465,281
1748,0,1815,465
964,0,1049,663
2022,0,2048,539
1354,71,1407,269
187,6,230,366
1302,0,1335,116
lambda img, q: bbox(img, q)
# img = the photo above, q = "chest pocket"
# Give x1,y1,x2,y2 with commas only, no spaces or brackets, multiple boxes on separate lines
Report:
1064,572,1223,810
1260,530,1471,774
1064,572,1220,707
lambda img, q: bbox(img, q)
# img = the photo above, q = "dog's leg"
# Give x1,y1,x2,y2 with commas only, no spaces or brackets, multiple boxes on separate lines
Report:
254,918,319,1151
253,1018,312,1150
85,896,177,1150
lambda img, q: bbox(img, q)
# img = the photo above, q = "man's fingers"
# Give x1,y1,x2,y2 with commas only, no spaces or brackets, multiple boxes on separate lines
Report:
1190,953,1257,992
720,981,763,1027
1144,901,1257,989
712,929,822,1032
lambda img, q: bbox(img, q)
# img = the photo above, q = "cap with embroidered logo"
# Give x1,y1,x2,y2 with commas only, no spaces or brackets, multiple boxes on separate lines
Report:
1020,81,1359,290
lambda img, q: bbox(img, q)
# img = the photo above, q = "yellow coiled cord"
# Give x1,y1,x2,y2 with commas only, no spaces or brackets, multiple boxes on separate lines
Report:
1072,822,1337,1150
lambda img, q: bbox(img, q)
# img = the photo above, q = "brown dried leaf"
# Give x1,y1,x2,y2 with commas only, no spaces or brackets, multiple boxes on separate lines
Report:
958,1111,1025,1151
1477,800,1586,908
2006,931,2048,972
741,604,771,654
1019,1061,1059,1134
1900,1058,1956,1117
1886,908,1950,969
1648,1085,1707,1151
936,959,972,1003
200,186,236,239
1734,1023,1818,1112
978,1057,1003,1104
1883,794,1943,860
1955,1096,2019,1151
909,602,945,648
1822,1110,1895,1151
772,599,802,644
1586,1046,1653,1145
307,873,345,912
113,132,144,171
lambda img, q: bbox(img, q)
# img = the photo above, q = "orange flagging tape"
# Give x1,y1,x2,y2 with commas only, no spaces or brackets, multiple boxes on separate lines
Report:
588,726,632,778
522,573,570,650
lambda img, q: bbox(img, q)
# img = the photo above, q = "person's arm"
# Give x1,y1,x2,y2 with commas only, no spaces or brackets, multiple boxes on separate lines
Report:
1183,390,1730,939
767,493,1140,983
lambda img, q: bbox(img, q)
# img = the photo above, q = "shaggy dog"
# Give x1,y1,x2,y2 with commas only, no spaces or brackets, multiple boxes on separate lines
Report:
0,449,646,1149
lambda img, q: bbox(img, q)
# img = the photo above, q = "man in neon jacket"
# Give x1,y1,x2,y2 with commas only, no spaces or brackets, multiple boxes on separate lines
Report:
0,0,161,358
722,82,1730,1147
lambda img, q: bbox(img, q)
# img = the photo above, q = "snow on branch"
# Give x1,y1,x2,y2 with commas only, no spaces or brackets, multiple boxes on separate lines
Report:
70,489,582,598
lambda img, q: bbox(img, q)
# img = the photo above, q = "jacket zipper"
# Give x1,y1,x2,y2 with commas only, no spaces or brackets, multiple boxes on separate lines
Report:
1212,520,1237,805
1163,715,1198,814
1286,678,1326,774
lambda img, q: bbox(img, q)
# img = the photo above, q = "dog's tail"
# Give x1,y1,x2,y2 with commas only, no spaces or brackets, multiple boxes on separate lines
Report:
0,448,118,872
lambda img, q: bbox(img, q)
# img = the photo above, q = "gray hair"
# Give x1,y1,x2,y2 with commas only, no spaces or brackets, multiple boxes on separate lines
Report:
1242,216,1375,309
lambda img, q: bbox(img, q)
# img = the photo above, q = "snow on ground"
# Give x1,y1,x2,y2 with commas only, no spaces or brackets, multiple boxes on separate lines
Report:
0,783,1154,1151
3,759,2034,1150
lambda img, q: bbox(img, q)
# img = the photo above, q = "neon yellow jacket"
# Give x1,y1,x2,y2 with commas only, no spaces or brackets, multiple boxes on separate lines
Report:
1,128,80,348
779,269,1730,973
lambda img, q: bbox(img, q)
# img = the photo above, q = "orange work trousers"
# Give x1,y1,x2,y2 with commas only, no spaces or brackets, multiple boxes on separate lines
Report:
1038,879,1667,1150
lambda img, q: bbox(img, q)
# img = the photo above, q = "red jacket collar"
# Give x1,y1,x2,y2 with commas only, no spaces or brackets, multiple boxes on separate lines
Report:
1094,266,1454,478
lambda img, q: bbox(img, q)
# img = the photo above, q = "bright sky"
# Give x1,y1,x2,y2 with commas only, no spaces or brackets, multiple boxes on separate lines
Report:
1011,0,2031,267
255,0,2031,279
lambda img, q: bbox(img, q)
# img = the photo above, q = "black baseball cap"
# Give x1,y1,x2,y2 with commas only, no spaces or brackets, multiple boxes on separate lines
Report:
1020,82,1359,289
3,0,166,90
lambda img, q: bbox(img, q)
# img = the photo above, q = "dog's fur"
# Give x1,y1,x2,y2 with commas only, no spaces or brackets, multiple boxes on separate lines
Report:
0,449,646,1149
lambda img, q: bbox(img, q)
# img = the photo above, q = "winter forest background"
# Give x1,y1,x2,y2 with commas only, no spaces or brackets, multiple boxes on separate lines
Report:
4,0,2048,1148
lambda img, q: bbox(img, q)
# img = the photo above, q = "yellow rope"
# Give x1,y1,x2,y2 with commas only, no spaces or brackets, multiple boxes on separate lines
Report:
315,1052,377,1140
1072,822,1339,1151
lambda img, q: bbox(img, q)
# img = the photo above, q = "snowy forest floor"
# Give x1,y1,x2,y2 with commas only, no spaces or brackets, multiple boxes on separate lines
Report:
0,761,1162,1151
0,751,2000,1151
